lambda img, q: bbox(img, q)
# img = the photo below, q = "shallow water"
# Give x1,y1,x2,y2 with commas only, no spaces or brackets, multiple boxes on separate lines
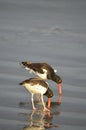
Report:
0,0,86,130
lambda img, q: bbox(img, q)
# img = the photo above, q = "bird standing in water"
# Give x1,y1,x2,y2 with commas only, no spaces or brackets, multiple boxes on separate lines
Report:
19,78,53,111
20,61,62,95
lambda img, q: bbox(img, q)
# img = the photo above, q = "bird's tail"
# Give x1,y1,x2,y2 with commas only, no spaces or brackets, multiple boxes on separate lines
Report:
19,61,32,67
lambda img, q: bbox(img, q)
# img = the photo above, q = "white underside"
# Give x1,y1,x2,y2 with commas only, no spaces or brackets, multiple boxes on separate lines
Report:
25,67,47,79
36,71,47,79
24,83,47,95
25,67,33,73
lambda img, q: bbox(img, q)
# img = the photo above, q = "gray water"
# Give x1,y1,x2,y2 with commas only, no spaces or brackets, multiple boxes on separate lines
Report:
0,0,86,130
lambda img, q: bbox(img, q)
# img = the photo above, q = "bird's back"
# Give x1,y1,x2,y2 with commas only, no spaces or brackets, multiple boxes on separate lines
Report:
19,78,49,94
21,61,55,79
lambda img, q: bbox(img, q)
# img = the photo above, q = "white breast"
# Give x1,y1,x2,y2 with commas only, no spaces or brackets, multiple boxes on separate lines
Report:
25,67,47,79
36,69,47,79
24,83,47,95
25,67,34,73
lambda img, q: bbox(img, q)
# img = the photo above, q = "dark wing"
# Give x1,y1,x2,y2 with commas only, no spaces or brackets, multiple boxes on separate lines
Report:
26,63,44,74
21,78,48,89
30,63,55,79
21,62,55,78
41,63,55,79
21,62,44,73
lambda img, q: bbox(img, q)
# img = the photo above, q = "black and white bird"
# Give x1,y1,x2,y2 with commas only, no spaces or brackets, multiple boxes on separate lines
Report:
19,78,53,111
20,61,62,95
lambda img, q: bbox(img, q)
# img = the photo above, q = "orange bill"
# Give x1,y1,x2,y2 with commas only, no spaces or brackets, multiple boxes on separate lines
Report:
57,94,62,105
47,98,51,109
58,83,62,95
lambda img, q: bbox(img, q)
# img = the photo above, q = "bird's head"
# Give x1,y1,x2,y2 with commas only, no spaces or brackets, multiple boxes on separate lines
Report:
44,88,53,109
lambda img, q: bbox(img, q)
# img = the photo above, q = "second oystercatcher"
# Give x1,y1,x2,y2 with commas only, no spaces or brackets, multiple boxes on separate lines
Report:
20,61,62,95
19,77,53,111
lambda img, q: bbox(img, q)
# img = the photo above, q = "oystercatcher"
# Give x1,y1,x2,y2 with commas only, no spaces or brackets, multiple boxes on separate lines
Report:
20,61,62,95
19,78,53,111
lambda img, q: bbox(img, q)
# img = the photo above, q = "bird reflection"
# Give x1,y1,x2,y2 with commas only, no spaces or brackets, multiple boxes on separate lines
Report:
22,95,62,130
23,110,52,130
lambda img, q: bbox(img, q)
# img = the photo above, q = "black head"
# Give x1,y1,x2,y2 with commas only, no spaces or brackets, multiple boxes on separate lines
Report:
52,74,62,84
44,88,53,98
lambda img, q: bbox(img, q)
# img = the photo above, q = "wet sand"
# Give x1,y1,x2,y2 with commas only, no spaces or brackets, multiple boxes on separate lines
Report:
0,0,86,130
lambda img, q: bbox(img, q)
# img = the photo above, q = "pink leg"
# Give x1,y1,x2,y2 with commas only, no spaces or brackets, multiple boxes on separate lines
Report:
41,94,50,111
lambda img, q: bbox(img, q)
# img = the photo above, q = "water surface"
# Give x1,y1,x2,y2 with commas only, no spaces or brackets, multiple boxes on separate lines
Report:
0,0,86,130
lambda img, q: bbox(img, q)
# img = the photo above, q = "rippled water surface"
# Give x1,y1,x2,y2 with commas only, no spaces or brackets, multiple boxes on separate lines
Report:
0,0,86,130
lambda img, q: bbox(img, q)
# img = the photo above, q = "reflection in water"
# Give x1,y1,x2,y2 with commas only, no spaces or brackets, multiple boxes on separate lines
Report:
22,95,62,130
23,110,50,130
23,109,60,130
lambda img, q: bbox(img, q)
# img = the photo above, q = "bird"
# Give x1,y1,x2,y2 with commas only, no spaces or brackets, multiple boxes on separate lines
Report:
19,77,53,111
20,61,62,95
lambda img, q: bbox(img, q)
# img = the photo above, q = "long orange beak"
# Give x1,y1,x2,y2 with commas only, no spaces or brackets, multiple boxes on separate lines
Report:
57,94,62,105
58,83,62,95
47,98,51,109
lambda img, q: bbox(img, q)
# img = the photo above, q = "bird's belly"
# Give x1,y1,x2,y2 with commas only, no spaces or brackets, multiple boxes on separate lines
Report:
25,84,47,94
25,67,47,79
36,72,47,79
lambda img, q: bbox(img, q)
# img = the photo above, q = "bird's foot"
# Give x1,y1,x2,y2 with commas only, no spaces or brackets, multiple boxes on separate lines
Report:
43,107,50,112
33,107,36,110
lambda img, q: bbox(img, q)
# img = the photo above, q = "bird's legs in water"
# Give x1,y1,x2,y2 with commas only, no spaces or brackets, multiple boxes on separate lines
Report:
41,94,50,111
31,93,36,110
